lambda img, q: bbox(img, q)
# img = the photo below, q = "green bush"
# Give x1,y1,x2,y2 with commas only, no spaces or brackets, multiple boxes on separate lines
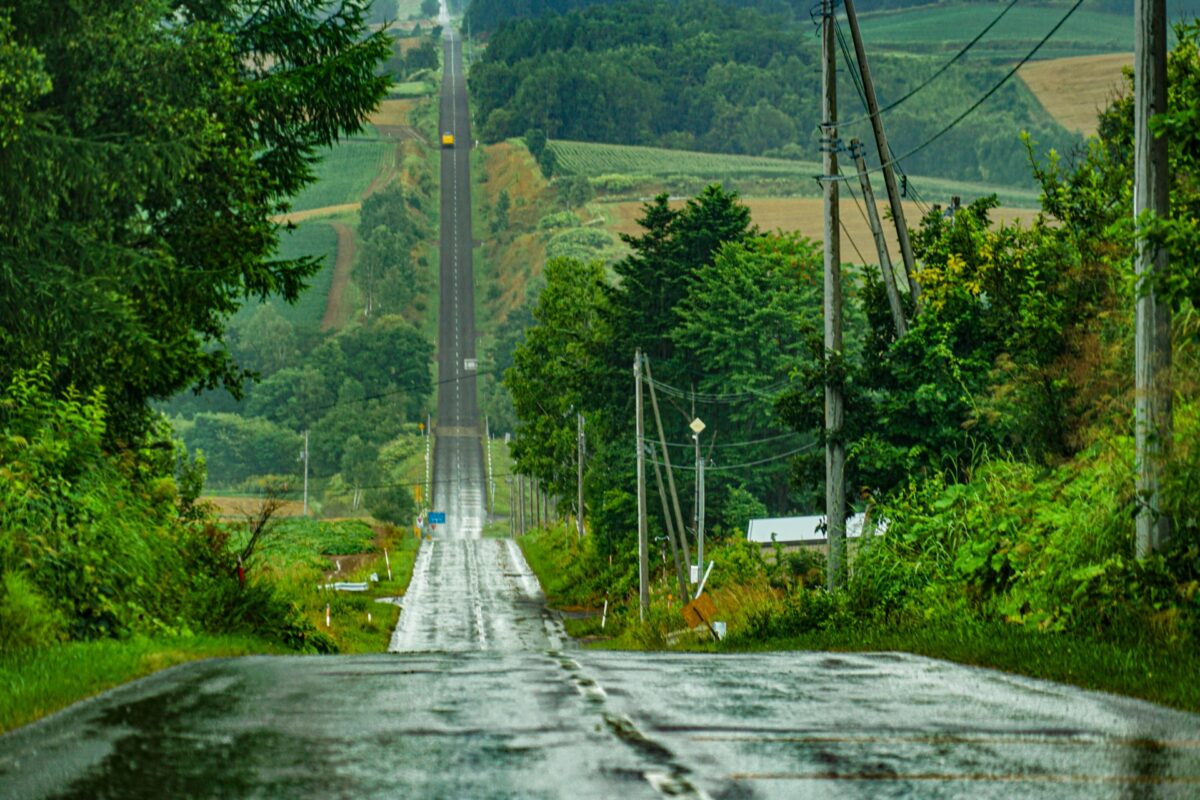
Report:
0,364,329,654
0,571,65,651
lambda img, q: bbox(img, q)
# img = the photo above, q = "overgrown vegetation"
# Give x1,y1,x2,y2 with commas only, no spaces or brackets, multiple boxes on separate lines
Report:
505,21,1200,705
0,0,421,730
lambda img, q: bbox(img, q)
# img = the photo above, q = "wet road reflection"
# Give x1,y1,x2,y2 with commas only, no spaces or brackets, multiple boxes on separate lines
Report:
3,650,1199,799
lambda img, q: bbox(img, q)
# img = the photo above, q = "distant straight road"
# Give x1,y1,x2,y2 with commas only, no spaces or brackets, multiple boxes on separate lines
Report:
386,17,565,653
3,9,1200,799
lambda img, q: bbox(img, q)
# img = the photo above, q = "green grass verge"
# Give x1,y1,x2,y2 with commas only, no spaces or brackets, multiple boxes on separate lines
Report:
0,634,287,735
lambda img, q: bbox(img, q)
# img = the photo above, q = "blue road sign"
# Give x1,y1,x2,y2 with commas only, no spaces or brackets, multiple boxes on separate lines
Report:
428,512,446,524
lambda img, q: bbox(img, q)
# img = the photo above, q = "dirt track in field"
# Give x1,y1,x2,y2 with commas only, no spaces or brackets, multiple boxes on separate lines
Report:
321,222,357,331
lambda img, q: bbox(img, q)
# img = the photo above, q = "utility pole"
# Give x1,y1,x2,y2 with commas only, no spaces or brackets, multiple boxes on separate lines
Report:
425,413,432,511
576,412,586,538
822,0,847,590
635,350,649,620
301,429,310,516
843,0,918,301
851,138,907,338
1135,0,1172,557
690,417,706,588
643,356,692,567
651,444,689,601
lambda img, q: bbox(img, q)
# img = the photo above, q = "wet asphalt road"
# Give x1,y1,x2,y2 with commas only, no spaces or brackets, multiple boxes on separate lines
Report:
4,10,1200,800
4,650,1200,798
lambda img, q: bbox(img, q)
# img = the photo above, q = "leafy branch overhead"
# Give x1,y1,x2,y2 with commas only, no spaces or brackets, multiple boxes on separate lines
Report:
0,0,391,441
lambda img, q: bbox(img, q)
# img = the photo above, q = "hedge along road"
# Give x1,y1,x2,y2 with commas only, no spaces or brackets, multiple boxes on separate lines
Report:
4,9,1200,800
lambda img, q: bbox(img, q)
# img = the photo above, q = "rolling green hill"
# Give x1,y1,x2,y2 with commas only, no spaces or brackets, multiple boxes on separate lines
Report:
549,139,1043,208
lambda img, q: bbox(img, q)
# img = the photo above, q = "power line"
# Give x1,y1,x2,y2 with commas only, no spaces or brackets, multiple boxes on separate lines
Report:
839,0,1086,180
837,0,1023,128
650,442,818,473
647,376,798,404
657,431,805,450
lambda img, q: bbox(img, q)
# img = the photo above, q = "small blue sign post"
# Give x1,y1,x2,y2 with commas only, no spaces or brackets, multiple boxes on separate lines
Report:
428,512,446,524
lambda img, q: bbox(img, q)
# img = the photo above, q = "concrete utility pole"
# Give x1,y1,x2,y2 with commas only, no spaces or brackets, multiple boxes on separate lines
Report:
851,138,907,339
690,417,706,589
843,0,919,301
577,412,586,538
822,0,847,590
634,350,649,620
1135,0,1172,557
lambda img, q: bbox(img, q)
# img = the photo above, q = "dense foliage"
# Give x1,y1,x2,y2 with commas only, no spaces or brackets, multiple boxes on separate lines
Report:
0,0,392,442
0,1,394,656
505,186,826,556
507,20,1200,670
468,0,1078,186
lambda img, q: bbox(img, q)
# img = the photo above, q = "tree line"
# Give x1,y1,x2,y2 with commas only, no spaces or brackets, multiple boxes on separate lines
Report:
0,0,393,654
468,0,1079,186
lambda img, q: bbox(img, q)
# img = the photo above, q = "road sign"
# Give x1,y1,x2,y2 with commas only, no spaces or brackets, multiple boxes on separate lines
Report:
428,512,446,524
464,358,477,371
682,594,716,629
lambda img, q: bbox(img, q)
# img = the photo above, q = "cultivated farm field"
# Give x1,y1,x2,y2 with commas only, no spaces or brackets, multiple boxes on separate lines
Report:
288,133,395,213
605,197,1040,268
550,140,1042,208
858,4,1135,60
1018,52,1132,136
233,222,340,334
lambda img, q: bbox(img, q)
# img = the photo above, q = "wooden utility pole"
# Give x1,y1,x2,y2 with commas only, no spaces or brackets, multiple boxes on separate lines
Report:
1135,0,1172,557
822,0,847,590
576,412,586,538
851,138,906,338
634,350,649,619
843,0,918,301
643,356,692,567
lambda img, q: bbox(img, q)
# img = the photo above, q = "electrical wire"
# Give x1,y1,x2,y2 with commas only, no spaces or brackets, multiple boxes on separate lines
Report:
837,0,1023,128
844,0,1086,180
650,442,819,473
656,431,806,450
306,365,503,413
646,376,798,404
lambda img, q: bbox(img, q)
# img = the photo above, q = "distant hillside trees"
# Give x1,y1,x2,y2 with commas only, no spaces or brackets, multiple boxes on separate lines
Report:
468,0,1078,186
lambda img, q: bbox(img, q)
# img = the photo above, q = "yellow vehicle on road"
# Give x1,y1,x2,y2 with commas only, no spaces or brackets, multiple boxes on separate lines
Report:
441,132,455,147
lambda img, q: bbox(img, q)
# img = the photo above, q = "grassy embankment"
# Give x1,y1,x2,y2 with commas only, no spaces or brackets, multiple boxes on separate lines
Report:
0,635,289,735
481,437,514,538
516,523,1200,713
0,518,424,736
